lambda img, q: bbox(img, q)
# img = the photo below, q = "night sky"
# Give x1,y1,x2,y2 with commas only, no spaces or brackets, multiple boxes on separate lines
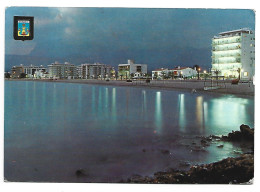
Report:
5,7,255,72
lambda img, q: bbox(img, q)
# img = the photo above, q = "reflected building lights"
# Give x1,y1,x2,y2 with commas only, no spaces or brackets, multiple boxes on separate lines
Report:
203,101,208,126
178,94,186,132
111,88,117,121
25,81,29,110
77,85,82,114
155,91,162,133
33,82,36,109
142,90,147,116
53,83,57,109
98,87,102,115
42,83,46,113
104,88,109,117
196,96,204,132
91,86,96,114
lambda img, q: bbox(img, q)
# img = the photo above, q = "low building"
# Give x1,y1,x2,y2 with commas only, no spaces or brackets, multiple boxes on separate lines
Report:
48,61,77,79
80,63,113,79
172,67,198,79
152,67,197,80
11,65,24,78
118,59,147,79
152,68,169,79
211,28,255,80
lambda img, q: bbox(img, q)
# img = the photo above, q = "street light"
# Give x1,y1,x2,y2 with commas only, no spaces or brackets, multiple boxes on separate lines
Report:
204,70,207,80
197,68,201,80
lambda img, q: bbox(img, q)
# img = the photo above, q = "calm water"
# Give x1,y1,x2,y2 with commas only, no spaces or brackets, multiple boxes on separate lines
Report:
4,81,254,182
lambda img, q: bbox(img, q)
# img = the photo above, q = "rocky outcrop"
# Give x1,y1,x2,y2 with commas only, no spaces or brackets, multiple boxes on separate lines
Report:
222,124,254,142
124,124,254,184
125,154,254,184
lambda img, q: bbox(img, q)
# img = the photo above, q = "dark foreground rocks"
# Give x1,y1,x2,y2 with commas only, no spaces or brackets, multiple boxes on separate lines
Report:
200,124,254,145
222,124,254,142
124,124,254,184
125,154,254,184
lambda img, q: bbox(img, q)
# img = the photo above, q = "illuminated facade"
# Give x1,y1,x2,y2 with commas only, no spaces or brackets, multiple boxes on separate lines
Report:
118,60,147,79
11,65,24,78
48,61,77,79
23,64,46,78
152,67,197,79
211,28,255,80
80,63,113,79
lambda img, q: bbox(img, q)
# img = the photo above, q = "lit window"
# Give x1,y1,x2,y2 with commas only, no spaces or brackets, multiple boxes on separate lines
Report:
244,72,248,77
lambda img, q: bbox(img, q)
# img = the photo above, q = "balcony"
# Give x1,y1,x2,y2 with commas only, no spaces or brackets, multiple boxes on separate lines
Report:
212,57,241,64
212,45,241,51
212,38,241,46
212,53,241,58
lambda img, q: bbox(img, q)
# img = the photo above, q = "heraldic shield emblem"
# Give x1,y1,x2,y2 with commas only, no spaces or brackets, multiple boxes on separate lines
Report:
18,20,30,36
13,16,34,40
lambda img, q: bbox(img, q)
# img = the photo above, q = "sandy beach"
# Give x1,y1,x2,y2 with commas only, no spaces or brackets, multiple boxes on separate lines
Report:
6,78,255,96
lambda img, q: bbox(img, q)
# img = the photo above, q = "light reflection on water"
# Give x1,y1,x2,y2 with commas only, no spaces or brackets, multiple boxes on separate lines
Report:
4,81,254,182
155,91,162,133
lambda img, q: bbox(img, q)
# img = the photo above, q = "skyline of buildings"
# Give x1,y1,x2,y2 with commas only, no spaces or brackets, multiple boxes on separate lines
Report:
8,28,255,81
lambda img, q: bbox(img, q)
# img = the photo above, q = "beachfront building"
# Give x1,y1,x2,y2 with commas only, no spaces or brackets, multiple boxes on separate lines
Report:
48,61,77,79
118,59,147,79
152,68,169,80
77,66,83,78
80,63,113,79
11,65,24,78
152,67,197,80
211,28,255,80
23,64,47,78
173,67,198,79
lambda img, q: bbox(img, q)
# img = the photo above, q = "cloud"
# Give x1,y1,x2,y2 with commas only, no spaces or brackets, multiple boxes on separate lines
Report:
5,40,36,55
65,27,72,35
35,11,63,26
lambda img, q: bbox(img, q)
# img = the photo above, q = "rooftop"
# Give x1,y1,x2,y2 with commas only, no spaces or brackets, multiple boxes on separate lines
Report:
219,28,252,36
213,28,253,39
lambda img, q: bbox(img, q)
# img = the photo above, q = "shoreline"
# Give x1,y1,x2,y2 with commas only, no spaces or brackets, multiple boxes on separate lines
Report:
5,79,254,97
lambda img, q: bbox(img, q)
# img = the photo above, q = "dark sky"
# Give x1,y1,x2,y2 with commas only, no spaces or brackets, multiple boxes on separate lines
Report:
5,7,255,71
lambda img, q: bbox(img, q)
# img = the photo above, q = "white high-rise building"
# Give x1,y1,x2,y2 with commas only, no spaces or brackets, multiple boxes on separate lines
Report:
80,63,113,79
48,61,77,79
211,28,255,80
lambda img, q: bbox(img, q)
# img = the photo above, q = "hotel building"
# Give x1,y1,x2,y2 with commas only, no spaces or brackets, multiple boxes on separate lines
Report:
48,61,77,79
11,65,24,78
23,64,47,78
80,63,113,79
118,59,147,79
211,28,255,80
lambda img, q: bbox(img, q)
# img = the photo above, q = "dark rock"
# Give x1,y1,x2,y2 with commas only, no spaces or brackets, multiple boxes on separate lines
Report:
179,162,191,167
221,124,254,142
160,149,170,154
240,124,254,140
210,135,221,139
217,144,224,148
75,169,88,177
125,154,254,184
